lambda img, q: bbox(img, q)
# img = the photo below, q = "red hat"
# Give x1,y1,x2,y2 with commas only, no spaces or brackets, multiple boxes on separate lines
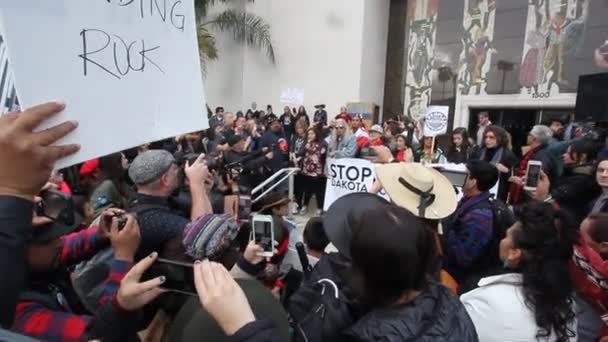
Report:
80,159,100,177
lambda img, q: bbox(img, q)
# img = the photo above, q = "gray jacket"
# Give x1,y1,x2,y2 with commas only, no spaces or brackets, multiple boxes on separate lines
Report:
330,135,357,159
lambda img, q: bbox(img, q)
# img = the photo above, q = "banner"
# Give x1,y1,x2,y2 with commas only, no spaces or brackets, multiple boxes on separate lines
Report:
404,0,440,120
324,158,389,211
519,0,589,97
0,28,19,113
423,105,449,137
0,0,207,168
457,0,497,95
280,88,304,106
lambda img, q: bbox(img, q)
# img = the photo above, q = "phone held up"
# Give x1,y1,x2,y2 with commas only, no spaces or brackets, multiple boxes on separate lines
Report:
524,160,543,191
142,258,197,296
251,214,274,258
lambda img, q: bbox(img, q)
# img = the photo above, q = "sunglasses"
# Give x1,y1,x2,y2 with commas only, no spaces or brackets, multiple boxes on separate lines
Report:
336,126,345,129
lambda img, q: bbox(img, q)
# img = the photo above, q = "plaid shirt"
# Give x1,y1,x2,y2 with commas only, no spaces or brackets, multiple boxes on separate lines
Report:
12,226,132,342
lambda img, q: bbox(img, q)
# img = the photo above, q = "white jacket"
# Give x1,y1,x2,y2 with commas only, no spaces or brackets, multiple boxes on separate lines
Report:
460,273,577,342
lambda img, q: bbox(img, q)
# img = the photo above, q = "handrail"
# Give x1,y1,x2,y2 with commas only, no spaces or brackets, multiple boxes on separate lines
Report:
252,167,300,195
252,168,300,204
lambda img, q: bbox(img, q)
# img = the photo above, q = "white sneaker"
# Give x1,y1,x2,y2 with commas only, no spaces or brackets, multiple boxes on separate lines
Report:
291,205,299,215
315,209,323,216
299,206,308,214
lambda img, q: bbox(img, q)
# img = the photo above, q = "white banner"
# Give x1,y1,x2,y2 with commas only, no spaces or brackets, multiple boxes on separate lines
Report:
324,158,389,211
423,105,449,137
0,0,207,168
280,88,304,106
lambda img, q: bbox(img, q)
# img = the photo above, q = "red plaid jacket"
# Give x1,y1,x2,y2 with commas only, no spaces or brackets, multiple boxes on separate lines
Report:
12,226,132,342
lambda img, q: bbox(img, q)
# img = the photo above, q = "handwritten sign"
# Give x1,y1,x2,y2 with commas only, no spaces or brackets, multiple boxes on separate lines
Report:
280,88,304,106
423,106,449,137
0,0,207,168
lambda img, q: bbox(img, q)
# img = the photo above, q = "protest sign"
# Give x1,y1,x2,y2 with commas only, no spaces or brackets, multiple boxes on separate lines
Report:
423,106,449,137
280,88,304,106
0,0,207,168
428,163,499,201
324,158,389,210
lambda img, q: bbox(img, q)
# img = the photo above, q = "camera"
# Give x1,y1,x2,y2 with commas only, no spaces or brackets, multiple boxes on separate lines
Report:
103,213,129,231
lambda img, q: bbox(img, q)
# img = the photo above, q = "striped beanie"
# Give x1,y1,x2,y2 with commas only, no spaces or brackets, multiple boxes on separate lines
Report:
182,214,241,260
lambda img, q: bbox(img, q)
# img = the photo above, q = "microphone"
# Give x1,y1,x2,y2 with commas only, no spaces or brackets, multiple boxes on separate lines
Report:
296,242,312,276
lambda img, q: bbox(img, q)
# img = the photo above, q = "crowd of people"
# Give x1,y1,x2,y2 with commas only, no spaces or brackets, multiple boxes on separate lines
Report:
2,99,608,342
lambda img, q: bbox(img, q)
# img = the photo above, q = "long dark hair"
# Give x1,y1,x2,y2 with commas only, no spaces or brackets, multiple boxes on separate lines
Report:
512,202,578,342
307,126,322,144
449,127,470,152
350,204,437,311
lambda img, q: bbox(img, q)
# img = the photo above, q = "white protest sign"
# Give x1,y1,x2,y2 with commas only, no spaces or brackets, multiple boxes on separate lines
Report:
428,163,499,201
423,106,449,137
280,88,304,106
0,0,207,168
324,158,389,210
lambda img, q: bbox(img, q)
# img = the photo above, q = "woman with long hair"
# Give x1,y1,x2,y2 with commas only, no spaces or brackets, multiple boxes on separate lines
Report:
291,119,309,214
344,204,478,340
461,202,578,341
473,125,518,201
328,118,357,159
415,136,446,164
88,152,130,218
300,127,327,215
447,127,473,164
393,134,414,162
295,105,310,127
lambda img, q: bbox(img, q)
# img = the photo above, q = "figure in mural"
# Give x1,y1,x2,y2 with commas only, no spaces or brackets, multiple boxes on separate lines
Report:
458,0,497,96
404,0,440,120
520,0,589,95
595,40,608,69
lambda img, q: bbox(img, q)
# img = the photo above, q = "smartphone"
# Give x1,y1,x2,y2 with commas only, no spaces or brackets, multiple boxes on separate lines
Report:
251,215,274,258
524,160,543,191
142,258,196,296
38,189,75,225
238,195,252,221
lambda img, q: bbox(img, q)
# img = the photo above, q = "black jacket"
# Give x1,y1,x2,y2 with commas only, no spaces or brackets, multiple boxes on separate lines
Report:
343,283,479,342
224,149,268,189
553,165,600,225
529,144,559,187
0,196,32,328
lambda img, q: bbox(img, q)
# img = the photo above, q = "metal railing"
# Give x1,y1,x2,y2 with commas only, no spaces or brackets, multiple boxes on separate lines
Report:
252,167,300,214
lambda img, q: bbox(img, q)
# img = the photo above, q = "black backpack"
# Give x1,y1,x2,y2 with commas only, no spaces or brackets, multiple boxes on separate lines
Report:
286,254,355,342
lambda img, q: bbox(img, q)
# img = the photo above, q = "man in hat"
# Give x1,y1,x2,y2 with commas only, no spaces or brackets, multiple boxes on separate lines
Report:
259,118,289,180
368,124,385,147
12,209,155,341
129,150,213,259
224,135,274,190
313,104,328,129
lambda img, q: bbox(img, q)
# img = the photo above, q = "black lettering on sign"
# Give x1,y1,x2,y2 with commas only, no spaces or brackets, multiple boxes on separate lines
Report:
105,0,185,32
79,29,164,80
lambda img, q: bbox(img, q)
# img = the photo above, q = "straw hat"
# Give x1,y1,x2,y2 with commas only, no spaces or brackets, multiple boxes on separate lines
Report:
376,163,457,219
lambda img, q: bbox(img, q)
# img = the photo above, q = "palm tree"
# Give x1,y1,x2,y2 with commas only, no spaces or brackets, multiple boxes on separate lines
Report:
194,0,276,67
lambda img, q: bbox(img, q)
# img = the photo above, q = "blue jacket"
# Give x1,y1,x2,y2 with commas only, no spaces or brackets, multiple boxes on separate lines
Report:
330,135,357,159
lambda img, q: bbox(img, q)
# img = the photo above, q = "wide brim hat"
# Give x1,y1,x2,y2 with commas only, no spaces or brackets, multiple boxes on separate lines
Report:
167,279,290,342
258,193,290,213
376,163,457,220
322,193,390,259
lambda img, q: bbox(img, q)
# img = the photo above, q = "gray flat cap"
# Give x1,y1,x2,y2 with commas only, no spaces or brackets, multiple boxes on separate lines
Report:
129,150,176,185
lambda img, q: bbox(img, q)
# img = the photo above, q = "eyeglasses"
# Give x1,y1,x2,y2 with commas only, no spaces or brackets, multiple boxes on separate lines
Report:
336,126,345,129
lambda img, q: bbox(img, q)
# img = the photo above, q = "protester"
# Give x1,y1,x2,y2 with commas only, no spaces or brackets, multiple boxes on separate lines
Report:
547,115,567,141
302,217,328,264
351,114,369,149
443,160,501,284
415,136,447,164
13,210,166,341
393,134,414,162
79,158,101,194
447,127,473,164
209,106,225,131
259,118,290,180
0,101,80,328
234,116,248,137
569,213,608,341
475,111,491,146
88,152,130,218
128,150,212,258
49,170,73,195
328,118,357,159
460,202,578,342
299,127,327,215
313,104,328,130
472,125,518,201
279,106,295,142
344,204,478,341
508,125,557,205
590,157,608,214
295,105,310,127
224,135,273,191
367,125,385,147
290,120,308,214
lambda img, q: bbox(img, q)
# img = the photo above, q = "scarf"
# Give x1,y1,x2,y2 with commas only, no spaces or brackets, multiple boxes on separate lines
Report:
508,145,540,205
479,147,503,164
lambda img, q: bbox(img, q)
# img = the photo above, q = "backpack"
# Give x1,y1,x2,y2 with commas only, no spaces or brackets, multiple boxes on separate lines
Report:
286,254,355,342
72,202,168,312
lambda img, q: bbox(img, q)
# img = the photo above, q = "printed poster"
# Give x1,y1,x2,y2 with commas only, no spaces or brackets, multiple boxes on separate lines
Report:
404,0,440,120
457,0,497,95
519,0,589,97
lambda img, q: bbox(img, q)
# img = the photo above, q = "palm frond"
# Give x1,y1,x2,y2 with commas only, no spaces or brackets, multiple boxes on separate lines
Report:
197,26,218,72
194,0,255,20
204,10,276,64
